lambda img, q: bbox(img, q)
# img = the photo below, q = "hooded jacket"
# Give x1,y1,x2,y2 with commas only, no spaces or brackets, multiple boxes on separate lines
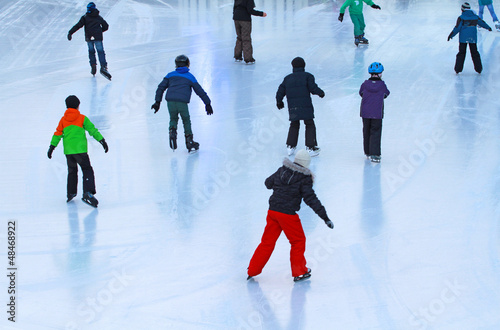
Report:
276,67,325,121
155,67,211,105
340,0,375,15
68,8,109,42
50,108,104,155
233,0,264,21
265,158,328,220
359,77,390,119
449,10,491,43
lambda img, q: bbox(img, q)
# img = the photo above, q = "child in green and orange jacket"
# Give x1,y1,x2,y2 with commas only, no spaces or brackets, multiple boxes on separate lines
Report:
47,95,108,207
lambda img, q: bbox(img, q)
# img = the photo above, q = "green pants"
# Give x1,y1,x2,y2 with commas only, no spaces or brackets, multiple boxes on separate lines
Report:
350,13,366,36
167,101,192,135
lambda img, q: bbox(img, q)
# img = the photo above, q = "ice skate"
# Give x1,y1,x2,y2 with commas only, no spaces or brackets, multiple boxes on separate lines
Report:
354,36,360,46
306,146,320,157
359,34,369,45
293,268,311,282
235,57,243,62
245,58,256,65
185,134,200,153
100,66,112,80
67,193,77,203
82,192,98,207
370,155,381,163
91,64,97,76
495,21,500,31
169,127,177,151
287,145,296,156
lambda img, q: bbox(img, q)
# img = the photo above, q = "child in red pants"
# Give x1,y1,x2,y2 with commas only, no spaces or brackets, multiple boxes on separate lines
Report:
247,150,334,282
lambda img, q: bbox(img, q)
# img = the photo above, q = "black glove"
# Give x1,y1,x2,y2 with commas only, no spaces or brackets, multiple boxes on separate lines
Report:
47,145,55,159
447,33,453,41
319,92,325,98
324,218,334,229
489,28,493,31
67,33,72,41
338,13,344,22
151,101,160,113
99,139,109,153
206,104,213,115
371,4,381,9
277,100,285,109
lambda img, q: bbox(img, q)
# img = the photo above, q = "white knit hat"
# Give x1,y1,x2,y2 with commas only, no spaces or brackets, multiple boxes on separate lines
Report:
461,2,471,10
294,149,311,168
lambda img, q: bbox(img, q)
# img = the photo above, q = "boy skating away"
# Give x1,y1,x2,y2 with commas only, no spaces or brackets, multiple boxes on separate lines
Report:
478,0,500,30
233,0,267,64
338,0,381,46
247,150,334,282
276,57,325,157
448,2,491,74
151,55,213,153
68,2,111,80
359,62,390,163
47,95,109,207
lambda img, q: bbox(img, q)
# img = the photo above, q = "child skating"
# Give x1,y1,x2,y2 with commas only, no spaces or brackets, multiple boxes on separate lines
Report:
359,62,390,163
68,2,111,80
151,55,213,153
276,57,325,157
338,0,381,46
47,95,109,207
247,150,334,282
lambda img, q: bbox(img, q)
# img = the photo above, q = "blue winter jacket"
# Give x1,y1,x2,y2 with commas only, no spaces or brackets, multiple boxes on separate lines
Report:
450,10,491,43
155,67,211,105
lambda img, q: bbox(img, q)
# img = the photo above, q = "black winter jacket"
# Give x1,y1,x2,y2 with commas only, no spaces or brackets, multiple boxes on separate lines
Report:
233,0,264,21
265,158,328,221
68,9,109,42
276,67,325,121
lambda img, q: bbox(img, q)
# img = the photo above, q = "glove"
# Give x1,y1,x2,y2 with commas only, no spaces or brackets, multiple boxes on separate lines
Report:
206,104,213,115
324,218,334,229
447,33,453,41
67,33,72,41
47,145,55,159
99,139,109,153
489,28,493,31
277,100,285,109
371,4,381,9
319,92,325,98
151,101,160,113
338,13,344,22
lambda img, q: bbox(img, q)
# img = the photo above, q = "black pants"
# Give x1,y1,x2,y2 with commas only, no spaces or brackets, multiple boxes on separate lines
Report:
455,42,482,73
362,118,382,156
286,119,317,148
66,153,96,196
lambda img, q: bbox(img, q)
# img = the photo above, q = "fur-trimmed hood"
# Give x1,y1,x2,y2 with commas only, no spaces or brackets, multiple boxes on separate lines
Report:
281,157,315,184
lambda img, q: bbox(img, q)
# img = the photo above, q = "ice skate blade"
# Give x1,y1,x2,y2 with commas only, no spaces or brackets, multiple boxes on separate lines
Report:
82,198,98,208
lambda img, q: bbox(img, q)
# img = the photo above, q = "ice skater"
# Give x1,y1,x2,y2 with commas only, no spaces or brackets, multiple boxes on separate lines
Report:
232,0,267,64
47,95,109,207
338,0,381,46
68,2,112,80
151,55,213,153
276,57,325,157
478,0,500,30
247,150,334,282
448,2,492,74
359,62,390,163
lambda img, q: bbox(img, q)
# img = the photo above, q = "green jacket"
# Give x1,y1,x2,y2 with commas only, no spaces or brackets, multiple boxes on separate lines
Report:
340,0,375,15
50,108,104,155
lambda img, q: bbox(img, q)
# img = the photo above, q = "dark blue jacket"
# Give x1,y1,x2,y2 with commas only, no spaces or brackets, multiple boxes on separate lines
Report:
450,10,491,43
276,67,325,121
359,77,390,119
68,9,109,42
155,67,211,105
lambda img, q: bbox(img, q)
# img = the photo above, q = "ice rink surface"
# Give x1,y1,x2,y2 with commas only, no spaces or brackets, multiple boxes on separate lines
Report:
1,0,499,329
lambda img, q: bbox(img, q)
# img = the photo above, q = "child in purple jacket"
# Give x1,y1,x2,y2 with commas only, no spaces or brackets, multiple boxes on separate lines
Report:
359,62,390,163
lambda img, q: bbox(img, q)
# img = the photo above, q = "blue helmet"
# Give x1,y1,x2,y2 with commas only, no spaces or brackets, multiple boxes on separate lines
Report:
87,2,96,13
368,62,384,74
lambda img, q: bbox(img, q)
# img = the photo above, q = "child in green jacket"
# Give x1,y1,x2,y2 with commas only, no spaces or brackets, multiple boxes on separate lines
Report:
338,0,381,46
47,95,108,207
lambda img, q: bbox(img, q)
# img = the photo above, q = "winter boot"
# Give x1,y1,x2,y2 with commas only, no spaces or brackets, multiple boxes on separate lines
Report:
306,146,320,157
359,34,369,44
67,193,77,203
293,268,311,282
169,127,177,150
100,66,112,80
287,145,296,156
185,134,200,153
82,192,98,207
91,64,97,76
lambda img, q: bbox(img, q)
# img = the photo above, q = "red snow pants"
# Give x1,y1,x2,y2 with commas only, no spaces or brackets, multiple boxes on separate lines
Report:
248,210,308,278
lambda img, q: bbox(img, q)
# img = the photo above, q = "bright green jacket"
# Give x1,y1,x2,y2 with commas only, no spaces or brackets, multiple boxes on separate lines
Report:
340,0,375,15
50,108,103,155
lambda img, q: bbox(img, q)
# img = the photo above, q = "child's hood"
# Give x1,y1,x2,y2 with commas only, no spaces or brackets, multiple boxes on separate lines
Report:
279,158,314,185
363,79,385,93
63,108,81,122
176,67,190,74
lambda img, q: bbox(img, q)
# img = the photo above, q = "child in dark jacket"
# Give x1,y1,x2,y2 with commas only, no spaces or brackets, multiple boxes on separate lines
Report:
359,62,390,163
151,55,213,153
276,57,325,157
448,2,492,74
247,150,334,282
47,95,108,207
68,2,111,79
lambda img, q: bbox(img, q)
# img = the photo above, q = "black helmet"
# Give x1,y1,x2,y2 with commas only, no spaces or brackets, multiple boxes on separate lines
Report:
175,55,190,68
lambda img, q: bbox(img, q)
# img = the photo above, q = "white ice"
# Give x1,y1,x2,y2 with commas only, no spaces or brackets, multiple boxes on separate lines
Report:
1,0,500,329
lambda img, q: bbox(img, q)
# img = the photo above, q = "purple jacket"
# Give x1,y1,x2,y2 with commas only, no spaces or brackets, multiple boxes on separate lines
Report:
359,77,390,119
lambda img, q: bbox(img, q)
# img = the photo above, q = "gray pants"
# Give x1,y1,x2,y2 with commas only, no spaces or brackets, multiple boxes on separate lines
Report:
234,20,253,61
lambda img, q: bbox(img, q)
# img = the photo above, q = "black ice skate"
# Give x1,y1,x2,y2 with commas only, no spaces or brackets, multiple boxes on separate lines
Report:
82,192,98,208
67,193,77,203
294,268,311,282
359,34,369,45
169,127,177,151
370,155,381,163
185,134,199,153
100,66,112,80
91,64,97,76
